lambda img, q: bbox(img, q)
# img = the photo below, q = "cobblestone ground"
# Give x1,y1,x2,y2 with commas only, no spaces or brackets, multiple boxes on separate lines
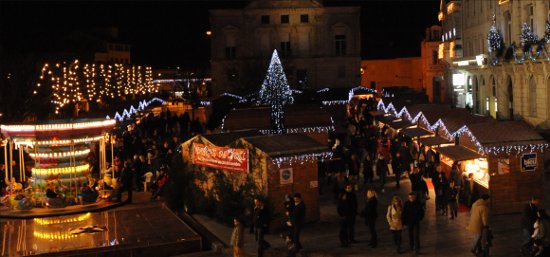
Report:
183,174,550,257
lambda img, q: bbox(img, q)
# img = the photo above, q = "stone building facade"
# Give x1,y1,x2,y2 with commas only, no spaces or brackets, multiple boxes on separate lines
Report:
361,26,446,103
438,0,550,129
209,0,361,95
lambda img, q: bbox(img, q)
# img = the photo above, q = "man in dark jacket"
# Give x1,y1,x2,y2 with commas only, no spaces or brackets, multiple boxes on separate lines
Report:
337,184,358,247
392,152,404,188
291,193,305,251
403,192,424,254
251,198,270,257
521,196,541,255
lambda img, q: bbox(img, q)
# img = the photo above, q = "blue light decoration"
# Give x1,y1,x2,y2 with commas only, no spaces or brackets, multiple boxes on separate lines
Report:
106,97,165,122
257,50,294,134
376,100,549,155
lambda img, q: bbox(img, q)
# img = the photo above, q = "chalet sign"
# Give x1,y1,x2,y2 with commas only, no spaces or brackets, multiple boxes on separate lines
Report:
520,153,537,172
193,143,249,173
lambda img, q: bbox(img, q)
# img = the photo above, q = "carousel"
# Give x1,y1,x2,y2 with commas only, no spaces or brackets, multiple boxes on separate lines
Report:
0,118,116,214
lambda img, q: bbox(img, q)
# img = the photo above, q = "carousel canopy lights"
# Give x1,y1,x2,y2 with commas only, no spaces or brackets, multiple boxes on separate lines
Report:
322,100,348,106
272,151,333,167
29,149,90,159
31,164,90,177
0,119,115,133
13,135,104,147
34,213,91,225
377,100,549,155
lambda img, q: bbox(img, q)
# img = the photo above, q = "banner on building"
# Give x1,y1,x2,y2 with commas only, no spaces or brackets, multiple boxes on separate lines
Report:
193,143,249,173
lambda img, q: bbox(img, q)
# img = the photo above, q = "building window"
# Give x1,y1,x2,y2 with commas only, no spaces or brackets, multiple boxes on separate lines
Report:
225,46,236,59
280,41,291,56
527,4,534,31
261,15,270,24
300,14,309,23
281,15,289,24
529,76,537,116
335,35,346,56
432,51,438,64
337,65,346,78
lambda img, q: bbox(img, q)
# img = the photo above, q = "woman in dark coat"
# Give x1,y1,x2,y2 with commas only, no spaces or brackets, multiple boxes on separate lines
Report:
363,188,378,247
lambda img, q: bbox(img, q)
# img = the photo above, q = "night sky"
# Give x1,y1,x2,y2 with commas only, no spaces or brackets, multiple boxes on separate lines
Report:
1,0,440,69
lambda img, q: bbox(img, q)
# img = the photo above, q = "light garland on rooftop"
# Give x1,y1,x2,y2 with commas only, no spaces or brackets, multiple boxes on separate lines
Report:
107,97,165,122
376,100,549,156
33,231,78,240
272,151,333,167
322,100,348,106
259,126,335,135
348,86,376,101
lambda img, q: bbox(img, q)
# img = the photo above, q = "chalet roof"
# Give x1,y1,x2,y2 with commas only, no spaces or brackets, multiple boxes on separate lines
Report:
466,121,546,147
417,136,452,147
202,130,261,146
222,105,333,131
243,133,327,157
403,127,433,138
436,145,482,161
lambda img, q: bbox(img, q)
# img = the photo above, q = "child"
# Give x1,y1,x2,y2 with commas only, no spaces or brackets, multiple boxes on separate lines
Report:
230,218,248,257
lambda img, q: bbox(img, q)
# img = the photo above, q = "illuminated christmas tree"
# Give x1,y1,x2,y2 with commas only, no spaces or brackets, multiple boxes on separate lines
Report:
257,50,294,134
520,23,539,48
487,14,504,55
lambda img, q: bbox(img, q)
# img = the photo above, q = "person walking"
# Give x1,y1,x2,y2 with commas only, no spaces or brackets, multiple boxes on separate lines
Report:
291,193,305,251
376,154,388,192
251,198,270,257
467,194,490,256
521,196,541,255
387,195,404,254
337,192,352,247
402,192,424,255
392,152,404,188
120,160,133,203
448,180,459,220
363,188,378,248
230,217,248,257
531,209,550,257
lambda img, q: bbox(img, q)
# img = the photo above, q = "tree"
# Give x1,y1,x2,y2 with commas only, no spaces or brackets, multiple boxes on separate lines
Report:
520,23,539,51
487,14,504,57
256,50,294,134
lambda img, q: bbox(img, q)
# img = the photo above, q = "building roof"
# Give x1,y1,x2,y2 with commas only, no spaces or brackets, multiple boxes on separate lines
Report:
403,127,433,138
222,105,333,131
203,130,261,146
466,121,547,147
436,145,482,161
417,136,452,146
243,133,327,157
